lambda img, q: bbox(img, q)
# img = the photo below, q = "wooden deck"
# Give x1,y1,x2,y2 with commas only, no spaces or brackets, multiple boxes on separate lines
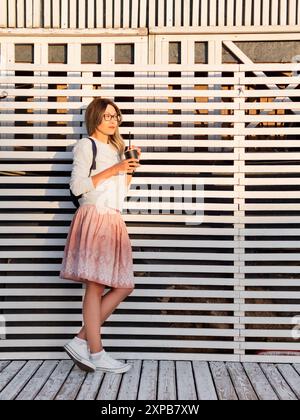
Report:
0,360,299,400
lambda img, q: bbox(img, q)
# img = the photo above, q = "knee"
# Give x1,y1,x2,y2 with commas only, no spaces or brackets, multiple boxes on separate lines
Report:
115,286,135,297
86,282,104,296
126,286,135,296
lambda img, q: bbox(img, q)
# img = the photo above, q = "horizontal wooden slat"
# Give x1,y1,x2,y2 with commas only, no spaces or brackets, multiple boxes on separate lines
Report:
0,339,240,349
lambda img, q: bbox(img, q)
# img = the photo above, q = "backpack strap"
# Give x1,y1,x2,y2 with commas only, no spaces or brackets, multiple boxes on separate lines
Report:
87,137,97,176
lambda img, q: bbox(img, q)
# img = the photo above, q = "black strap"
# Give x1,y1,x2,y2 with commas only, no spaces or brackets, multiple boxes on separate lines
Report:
87,137,97,176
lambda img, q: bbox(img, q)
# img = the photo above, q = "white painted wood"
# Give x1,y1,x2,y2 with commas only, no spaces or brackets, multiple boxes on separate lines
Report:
54,365,86,400
271,0,279,25
176,361,197,400
157,361,177,399
243,363,278,400
137,360,158,400
210,362,238,400
166,0,173,27
227,0,234,26
183,0,190,26
192,361,218,400
69,0,77,28
157,0,165,27
114,0,121,29
25,0,33,28
0,361,11,373
192,0,200,26
123,0,130,28
276,364,300,399
8,0,16,27
61,0,69,29
0,361,43,400
78,0,86,28
132,0,139,29
0,0,8,27
87,0,95,29
96,367,123,400
253,0,261,26
43,0,51,28
260,364,298,400
95,0,103,28
76,371,105,400
117,360,142,399
52,0,60,28
280,0,288,26
0,53,300,364
35,360,74,400
201,0,208,26
16,0,25,28
235,0,243,26
0,351,240,361
148,0,156,27
226,363,258,400
139,0,147,27
0,361,27,392
16,361,59,400
1,359,299,400
289,0,297,25
3,0,300,29
244,0,252,26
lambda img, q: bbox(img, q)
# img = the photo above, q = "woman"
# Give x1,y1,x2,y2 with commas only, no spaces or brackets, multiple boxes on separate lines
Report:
60,98,141,374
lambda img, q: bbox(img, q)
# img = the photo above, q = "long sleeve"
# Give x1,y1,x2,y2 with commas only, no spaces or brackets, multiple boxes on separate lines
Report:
69,139,95,197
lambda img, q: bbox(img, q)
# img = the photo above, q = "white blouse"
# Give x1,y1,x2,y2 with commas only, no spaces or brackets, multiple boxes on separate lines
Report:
69,137,129,213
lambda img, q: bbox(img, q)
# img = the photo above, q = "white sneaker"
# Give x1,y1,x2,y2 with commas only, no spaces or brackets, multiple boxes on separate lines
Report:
91,350,132,374
64,337,95,372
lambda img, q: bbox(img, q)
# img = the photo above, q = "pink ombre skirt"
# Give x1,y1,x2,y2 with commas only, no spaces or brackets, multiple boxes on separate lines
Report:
59,204,135,288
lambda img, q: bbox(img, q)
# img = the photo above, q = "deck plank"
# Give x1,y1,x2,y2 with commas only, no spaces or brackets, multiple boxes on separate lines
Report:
157,361,177,400
243,363,278,400
97,371,123,400
0,361,26,393
16,361,59,400
210,362,238,400
176,361,197,400
293,364,300,376
0,361,42,400
55,365,87,400
276,364,300,400
137,360,158,400
193,361,218,400
35,360,74,400
260,363,298,400
118,360,142,400
0,359,298,400
76,370,104,400
0,361,10,373
226,362,258,400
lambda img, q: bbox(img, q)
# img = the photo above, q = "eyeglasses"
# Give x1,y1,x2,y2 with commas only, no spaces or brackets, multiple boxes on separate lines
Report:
103,113,122,123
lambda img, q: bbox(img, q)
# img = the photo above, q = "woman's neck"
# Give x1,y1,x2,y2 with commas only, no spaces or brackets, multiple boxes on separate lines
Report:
91,130,109,144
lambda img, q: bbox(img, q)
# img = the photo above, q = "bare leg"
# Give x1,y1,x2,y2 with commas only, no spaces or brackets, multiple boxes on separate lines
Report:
82,282,105,353
77,286,134,341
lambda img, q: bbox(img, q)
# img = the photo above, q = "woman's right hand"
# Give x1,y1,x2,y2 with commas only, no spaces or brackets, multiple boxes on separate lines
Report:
113,158,141,175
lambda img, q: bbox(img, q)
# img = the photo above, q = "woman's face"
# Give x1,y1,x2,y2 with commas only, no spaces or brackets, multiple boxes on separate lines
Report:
96,104,120,136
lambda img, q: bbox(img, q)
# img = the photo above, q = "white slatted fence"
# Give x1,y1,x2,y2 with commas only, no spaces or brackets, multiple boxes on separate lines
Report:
0,57,300,362
1,0,299,29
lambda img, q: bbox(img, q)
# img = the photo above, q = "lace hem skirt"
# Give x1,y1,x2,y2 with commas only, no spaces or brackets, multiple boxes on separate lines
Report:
59,204,135,288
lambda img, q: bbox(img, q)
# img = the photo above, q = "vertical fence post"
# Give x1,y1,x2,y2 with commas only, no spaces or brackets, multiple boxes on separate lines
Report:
233,68,246,360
